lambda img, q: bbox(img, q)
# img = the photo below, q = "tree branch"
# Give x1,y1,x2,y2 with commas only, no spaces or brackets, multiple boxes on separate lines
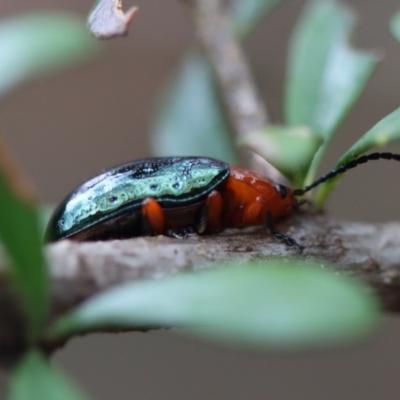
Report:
42,213,400,316
188,0,286,179
0,213,399,350
189,0,269,138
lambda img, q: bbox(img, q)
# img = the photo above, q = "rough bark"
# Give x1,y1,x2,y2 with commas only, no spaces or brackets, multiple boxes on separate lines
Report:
1,212,400,344
43,212,400,315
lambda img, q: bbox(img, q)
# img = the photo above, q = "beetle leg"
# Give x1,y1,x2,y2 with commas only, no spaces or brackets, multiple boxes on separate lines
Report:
294,199,307,209
196,206,208,234
167,227,197,238
197,190,223,234
242,196,265,226
266,211,303,251
142,198,165,235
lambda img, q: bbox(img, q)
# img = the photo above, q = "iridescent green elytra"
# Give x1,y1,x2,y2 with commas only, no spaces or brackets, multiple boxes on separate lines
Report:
45,157,230,241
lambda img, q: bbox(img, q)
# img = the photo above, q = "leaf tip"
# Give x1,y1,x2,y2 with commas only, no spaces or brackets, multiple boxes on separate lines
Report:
390,9,400,42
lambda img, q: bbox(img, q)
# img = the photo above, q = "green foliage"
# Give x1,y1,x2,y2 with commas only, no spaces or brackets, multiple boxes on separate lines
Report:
285,0,378,136
38,205,54,237
315,107,400,206
0,12,99,341
8,350,90,400
285,0,379,188
52,261,378,349
232,0,282,37
0,171,48,342
152,0,386,205
390,8,400,42
151,0,282,164
151,51,238,164
239,125,323,187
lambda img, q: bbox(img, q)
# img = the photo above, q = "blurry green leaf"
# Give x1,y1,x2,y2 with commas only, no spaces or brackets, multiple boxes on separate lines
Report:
151,51,238,164
151,0,283,164
0,12,99,98
390,9,400,42
232,0,282,37
239,125,323,186
285,0,379,185
8,350,90,400
53,261,378,350
0,162,48,342
315,107,400,207
38,205,54,238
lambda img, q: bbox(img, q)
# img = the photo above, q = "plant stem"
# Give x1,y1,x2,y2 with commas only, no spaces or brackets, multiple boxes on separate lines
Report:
187,0,286,179
190,0,268,138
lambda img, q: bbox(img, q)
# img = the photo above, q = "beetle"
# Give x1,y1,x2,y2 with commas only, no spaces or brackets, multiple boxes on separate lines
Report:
45,152,400,249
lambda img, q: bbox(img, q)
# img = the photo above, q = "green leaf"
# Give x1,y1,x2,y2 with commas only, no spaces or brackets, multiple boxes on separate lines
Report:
0,12,99,98
151,51,238,164
390,9,400,42
0,171,48,342
239,125,323,187
52,261,378,350
8,350,90,400
315,107,400,207
38,205,54,238
285,0,379,185
232,0,283,37
151,0,283,164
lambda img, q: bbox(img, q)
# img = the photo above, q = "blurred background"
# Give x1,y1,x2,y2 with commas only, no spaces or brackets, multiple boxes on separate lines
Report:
2,0,400,398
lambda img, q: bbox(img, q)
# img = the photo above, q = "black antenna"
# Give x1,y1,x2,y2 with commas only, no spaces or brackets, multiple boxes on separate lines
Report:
293,152,400,196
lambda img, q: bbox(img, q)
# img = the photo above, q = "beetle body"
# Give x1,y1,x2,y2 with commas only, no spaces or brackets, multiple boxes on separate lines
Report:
46,152,400,249
45,156,298,242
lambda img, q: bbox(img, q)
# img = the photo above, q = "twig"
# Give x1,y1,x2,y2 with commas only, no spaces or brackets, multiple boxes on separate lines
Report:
190,0,268,137
188,0,284,179
42,213,400,316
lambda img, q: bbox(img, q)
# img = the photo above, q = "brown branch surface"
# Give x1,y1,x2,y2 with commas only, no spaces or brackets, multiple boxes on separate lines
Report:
2,213,400,345
42,213,400,320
